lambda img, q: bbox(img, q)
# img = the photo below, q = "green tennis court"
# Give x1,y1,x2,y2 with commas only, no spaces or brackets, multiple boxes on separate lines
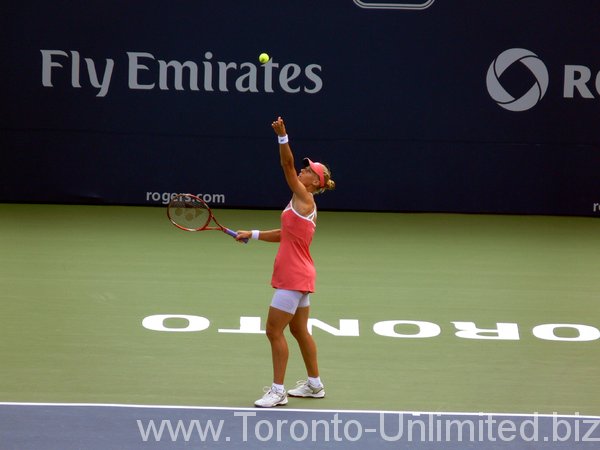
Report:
1,203,599,416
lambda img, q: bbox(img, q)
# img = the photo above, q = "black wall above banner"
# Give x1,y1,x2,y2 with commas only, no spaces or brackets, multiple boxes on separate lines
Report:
1,1,599,216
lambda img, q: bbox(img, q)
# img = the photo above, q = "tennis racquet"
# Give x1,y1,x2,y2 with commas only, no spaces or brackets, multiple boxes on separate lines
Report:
167,193,248,243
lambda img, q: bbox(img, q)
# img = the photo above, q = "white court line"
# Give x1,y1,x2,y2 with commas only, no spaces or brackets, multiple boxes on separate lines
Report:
0,401,598,420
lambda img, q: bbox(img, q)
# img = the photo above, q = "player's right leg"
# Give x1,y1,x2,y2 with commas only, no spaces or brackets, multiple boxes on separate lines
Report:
288,302,325,398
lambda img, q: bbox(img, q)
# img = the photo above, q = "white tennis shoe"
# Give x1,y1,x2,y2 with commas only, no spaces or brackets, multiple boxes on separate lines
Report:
287,380,325,398
254,387,288,408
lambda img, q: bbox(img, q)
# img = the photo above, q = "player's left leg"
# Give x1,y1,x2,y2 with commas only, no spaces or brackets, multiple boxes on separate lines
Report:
289,305,319,378
266,306,294,385
255,290,301,407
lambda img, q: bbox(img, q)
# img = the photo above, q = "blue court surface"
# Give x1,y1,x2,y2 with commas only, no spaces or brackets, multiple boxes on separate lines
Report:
1,402,599,449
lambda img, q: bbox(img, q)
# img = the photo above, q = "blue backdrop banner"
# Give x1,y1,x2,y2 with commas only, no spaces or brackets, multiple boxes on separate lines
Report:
1,1,599,215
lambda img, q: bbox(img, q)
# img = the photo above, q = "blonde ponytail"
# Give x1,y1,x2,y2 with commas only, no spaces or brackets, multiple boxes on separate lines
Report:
315,165,335,194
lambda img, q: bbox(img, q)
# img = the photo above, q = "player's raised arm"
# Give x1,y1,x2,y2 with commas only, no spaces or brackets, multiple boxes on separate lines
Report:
271,117,313,205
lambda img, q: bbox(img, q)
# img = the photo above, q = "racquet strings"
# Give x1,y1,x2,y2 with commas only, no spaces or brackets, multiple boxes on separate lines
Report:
169,195,210,230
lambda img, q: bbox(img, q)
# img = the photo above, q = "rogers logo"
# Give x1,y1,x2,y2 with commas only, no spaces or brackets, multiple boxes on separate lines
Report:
486,48,549,112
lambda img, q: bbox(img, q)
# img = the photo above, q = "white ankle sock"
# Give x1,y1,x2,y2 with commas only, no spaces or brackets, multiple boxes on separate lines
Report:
308,376,322,387
272,383,285,394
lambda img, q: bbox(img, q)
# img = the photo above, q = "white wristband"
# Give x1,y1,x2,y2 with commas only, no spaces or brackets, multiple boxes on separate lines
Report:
278,135,289,144
251,230,260,240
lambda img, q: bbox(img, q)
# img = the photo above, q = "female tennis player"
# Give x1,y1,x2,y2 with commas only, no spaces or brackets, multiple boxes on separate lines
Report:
236,116,335,408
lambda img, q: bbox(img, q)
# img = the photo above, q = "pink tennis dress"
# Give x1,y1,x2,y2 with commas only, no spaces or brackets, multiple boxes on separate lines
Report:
271,200,317,293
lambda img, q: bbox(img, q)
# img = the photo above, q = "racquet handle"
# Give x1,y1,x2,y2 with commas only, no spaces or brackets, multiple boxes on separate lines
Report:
224,228,249,244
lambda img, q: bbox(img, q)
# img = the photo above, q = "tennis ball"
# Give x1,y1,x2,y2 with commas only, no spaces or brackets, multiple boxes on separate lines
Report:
259,52,270,64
